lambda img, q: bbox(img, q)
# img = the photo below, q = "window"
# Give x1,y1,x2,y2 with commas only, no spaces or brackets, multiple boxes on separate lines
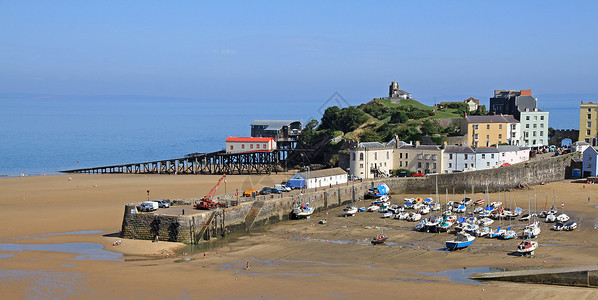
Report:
482,154,486,159
512,132,516,138
399,161,403,167
588,108,592,112
425,162,429,169
499,134,502,139
540,116,544,121
474,134,479,140
359,164,363,168
533,139,537,144
359,153,364,161
589,114,592,120
352,153,355,161
499,124,502,129
533,131,536,137
448,163,452,168
526,124,529,128
418,162,422,168
533,124,537,128
588,130,592,135
588,122,592,128
473,124,478,130
526,116,530,120
433,163,437,169
534,116,537,121
374,153,377,160
540,131,543,136
250,144,254,149
487,162,490,167
230,145,234,150
511,124,516,130
486,135,489,140
486,124,490,129
386,151,389,159
449,154,453,159
384,162,387,167
242,144,245,149
491,154,495,159
400,153,403,159
406,153,408,159
540,123,544,128
417,154,423,159
424,154,430,160
502,152,505,157
432,155,437,160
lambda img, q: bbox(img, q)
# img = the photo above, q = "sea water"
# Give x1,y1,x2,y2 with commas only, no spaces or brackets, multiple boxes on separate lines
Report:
0,96,324,176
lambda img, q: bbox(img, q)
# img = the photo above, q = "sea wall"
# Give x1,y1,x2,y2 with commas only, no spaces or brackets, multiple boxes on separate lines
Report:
121,153,577,244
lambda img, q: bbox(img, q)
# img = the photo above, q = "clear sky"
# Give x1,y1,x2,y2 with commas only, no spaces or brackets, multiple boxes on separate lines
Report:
2,1,598,107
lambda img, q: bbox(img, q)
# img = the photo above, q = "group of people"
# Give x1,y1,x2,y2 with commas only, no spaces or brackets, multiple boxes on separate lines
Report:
112,240,122,246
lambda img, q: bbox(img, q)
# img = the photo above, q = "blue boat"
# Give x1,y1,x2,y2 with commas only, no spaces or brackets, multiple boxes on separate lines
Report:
358,207,366,212
445,233,475,250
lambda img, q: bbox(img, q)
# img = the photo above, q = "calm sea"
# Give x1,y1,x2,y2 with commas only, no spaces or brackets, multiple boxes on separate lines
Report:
0,96,323,176
0,94,586,176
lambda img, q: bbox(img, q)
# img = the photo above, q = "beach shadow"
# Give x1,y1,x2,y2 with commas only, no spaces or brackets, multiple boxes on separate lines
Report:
102,232,121,238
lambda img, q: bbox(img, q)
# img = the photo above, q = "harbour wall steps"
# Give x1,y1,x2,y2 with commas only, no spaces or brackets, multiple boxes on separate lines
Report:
471,265,598,287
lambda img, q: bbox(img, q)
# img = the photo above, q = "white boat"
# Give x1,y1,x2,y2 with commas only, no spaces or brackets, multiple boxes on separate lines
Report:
429,203,441,211
419,206,430,215
367,205,380,212
342,206,358,217
445,233,475,250
556,214,570,223
293,203,314,219
490,201,502,208
394,211,410,220
501,228,517,240
523,221,541,238
545,213,556,223
463,223,479,234
488,227,505,238
381,211,393,218
478,217,494,227
475,226,491,237
413,202,424,210
517,239,538,255
408,213,422,222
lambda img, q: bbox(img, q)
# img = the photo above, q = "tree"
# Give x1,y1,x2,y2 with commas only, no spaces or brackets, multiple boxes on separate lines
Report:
319,106,341,131
299,119,319,145
420,119,441,135
358,128,381,142
548,127,556,138
390,109,408,123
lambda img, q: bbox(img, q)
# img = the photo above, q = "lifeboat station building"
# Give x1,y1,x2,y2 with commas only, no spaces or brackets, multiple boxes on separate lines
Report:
287,168,347,189
225,137,276,154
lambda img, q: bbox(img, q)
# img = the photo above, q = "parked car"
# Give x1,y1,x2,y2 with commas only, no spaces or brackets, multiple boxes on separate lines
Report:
153,200,170,208
270,188,282,194
412,172,425,177
348,175,362,181
500,163,511,167
260,187,273,195
398,171,408,177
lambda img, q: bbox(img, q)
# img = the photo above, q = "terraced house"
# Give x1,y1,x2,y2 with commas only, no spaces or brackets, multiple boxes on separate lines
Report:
461,115,520,147
395,142,444,174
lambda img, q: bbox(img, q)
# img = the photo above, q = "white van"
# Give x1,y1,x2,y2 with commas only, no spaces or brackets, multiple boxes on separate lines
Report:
140,201,158,212
275,184,291,192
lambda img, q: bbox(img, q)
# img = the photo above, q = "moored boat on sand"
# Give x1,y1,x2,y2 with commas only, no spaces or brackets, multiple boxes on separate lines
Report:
446,233,475,250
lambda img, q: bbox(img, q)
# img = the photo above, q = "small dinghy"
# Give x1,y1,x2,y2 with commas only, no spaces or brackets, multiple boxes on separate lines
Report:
556,214,570,223
371,234,387,245
545,213,556,223
475,226,491,237
517,239,538,255
381,211,393,218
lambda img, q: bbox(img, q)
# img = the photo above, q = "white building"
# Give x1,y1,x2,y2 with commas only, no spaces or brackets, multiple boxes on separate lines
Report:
289,168,348,189
475,145,530,170
225,137,276,154
443,145,476,173
519,109,549,147
349,142,394,179
572,141,590,153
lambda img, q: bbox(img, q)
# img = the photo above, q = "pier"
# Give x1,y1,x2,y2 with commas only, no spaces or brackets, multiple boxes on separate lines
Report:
61,150,293,175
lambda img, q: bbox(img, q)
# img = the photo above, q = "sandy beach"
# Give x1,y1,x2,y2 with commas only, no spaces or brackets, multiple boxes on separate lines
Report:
1,174,598,299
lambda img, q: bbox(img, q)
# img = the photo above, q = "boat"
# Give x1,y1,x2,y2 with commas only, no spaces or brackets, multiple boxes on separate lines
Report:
454,205,466,213
545,213,556,223
517,239,538,255
371,234,387,245
358,207,366,212
501,227,517,240
394,211,410,220
490,201,502,208
419,205,430,215
381,211,393,218
413,202,424,210
463,223,479,234
342,206,358,216
424,217,441,232
445,233,475,250
475,226,491,237
414,219,427,231
429,203,441,211
488,226,505,238
556,214,570,223
367,184,390,198
523,221,541,238
292,203,314,219
408,212,422,222
478,217,494,227
404,201,414,209
438,220,453,232
319,219,327,224
564,222,577,231
367,205,380,212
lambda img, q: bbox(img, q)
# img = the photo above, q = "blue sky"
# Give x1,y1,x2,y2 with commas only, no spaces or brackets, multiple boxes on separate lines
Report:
2,1,598,108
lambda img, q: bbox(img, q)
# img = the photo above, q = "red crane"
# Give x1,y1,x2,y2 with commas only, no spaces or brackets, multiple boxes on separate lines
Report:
194,174,227,210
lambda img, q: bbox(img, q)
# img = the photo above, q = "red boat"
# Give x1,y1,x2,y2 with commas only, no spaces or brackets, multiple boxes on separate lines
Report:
371,234,387,245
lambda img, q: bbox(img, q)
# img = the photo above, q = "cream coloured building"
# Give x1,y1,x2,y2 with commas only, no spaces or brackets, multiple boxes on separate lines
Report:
394,142,444,174
349,142,394,179
579,101,598,146
461,115,520,147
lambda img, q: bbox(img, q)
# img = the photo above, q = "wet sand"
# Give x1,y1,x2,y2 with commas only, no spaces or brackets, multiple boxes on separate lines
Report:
1,174,598,299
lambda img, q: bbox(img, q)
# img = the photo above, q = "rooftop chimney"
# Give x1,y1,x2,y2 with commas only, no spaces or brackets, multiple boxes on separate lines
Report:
520,89,532,96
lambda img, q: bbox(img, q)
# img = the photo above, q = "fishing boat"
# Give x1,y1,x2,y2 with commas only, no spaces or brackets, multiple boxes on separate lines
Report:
292,203,314,219
517,239,538,255
342,206,358,217
445,233,475,250
371,234,387,245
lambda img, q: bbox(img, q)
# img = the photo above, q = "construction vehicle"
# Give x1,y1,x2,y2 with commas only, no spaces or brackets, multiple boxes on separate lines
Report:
194,174,227,210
